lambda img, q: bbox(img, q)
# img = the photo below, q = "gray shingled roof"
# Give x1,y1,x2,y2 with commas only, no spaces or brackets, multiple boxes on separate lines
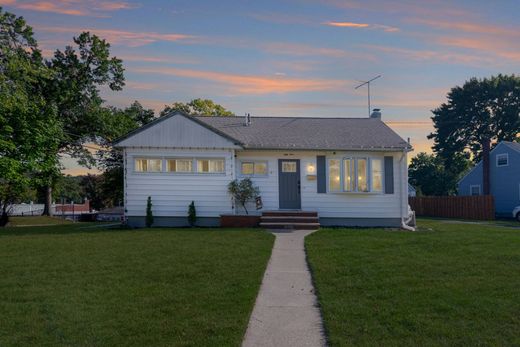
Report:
193,116,411,151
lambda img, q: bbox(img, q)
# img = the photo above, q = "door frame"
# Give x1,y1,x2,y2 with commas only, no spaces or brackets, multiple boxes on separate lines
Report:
278,159,301,210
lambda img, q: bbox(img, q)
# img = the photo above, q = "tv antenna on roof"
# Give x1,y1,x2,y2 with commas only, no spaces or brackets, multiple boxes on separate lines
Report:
355,75,381,117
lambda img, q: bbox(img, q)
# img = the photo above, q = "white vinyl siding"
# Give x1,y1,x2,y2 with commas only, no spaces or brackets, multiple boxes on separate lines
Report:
126,149,234,218
235,150,406,218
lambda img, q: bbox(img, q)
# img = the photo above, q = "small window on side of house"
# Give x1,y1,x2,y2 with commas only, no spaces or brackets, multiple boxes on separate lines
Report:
135,158,162,172
197,159,225,173
240,161,268,176
496,153,508,167
470,185,481,196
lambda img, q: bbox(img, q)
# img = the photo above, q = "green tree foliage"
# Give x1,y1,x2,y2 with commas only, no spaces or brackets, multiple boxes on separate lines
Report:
227,178,260,215
161,98,234,117
54,175,84,203
0,8,61,225
188,201,196,227
428,75,520,194
409,152,472,196
37,31,126,214
429,75,520,161
146,196,153,227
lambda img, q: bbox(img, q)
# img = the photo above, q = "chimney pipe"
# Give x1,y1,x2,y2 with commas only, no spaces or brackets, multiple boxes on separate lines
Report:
370,108,381,119
244,113,251,126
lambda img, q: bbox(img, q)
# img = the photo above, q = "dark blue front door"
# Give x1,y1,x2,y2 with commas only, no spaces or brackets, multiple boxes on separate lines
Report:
278,159,301,209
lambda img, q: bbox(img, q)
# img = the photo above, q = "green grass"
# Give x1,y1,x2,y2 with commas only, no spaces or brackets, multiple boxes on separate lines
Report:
0,224,274,346
8,216,72,226
306,219,520,346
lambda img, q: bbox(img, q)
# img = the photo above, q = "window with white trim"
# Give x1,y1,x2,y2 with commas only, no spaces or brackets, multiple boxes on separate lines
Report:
241,161,268,176
496,153,508,167
167,159,193,173
197,159,225,173
134,157,224,174
328,157,383,193
135,158,162,172
371,158,383,192
470,185,481,196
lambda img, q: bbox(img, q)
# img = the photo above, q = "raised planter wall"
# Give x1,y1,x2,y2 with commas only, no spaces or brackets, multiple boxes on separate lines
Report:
220,215,260,228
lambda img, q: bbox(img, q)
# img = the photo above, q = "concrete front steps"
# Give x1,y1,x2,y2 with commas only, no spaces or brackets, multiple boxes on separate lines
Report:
260,211,320,230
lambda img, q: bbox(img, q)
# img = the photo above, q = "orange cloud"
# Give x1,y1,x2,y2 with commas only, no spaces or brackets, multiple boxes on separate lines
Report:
118,54,200,65
325,21,369,28
324,21,399,32
133,67,347,94
4,0,138,17
38,26,195,47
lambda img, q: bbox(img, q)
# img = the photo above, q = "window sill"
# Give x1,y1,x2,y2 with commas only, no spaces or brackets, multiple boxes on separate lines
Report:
327,191,384,195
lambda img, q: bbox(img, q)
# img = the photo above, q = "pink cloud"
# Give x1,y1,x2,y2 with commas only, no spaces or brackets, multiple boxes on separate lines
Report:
133,66,348,95
38,26,195,47
4,0,138,17
324,21,399,32
362,44,496,66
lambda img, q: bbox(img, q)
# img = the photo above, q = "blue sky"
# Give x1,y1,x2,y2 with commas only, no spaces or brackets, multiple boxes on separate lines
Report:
1,0,519,174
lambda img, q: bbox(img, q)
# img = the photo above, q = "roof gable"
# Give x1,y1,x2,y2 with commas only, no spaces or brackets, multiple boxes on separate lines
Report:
115,113,241,148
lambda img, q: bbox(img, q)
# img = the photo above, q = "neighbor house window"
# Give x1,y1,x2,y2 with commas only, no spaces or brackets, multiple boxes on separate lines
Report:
241,161,268,176
167,159,193,173
496,153,508,167
197,159,225,173
470,185,481,196
329,157,383,193
371,158,383,192
135,158,162,172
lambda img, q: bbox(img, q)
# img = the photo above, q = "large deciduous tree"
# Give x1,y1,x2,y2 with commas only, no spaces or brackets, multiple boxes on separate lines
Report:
0,8,61,225
39,31,125,215
428,75,520,194
409,152,471,196
161,98,234,117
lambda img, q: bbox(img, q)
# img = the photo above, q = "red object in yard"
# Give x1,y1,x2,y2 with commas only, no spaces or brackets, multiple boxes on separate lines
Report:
55,199,90,213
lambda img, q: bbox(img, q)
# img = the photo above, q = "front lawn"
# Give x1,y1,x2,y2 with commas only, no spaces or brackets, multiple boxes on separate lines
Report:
0,224,274,346
8,216,72,226
306,219,520,346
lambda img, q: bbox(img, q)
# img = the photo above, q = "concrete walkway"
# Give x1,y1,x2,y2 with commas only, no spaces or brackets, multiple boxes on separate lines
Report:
242,229,326,347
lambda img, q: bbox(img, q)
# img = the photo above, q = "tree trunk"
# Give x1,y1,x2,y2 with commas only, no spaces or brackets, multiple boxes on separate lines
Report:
482,139,491,195
0,205,8,227
43,185,53,216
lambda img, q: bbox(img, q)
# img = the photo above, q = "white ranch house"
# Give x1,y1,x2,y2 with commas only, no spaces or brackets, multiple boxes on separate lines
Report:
114,111,413,228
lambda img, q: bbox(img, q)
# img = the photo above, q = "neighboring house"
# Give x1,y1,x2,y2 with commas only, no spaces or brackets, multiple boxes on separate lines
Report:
458,141,520,217
114,112,413,227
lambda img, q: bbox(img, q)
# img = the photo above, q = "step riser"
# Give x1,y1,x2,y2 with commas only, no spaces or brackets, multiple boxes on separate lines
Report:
259,223,319,230
261,217,319,223
262,212,318,217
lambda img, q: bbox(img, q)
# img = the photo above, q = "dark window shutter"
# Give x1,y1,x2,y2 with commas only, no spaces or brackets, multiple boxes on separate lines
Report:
384,156,394,194
317,156,326,193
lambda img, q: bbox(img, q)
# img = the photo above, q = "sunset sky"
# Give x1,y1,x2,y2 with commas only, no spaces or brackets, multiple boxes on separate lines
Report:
2,0,519,175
